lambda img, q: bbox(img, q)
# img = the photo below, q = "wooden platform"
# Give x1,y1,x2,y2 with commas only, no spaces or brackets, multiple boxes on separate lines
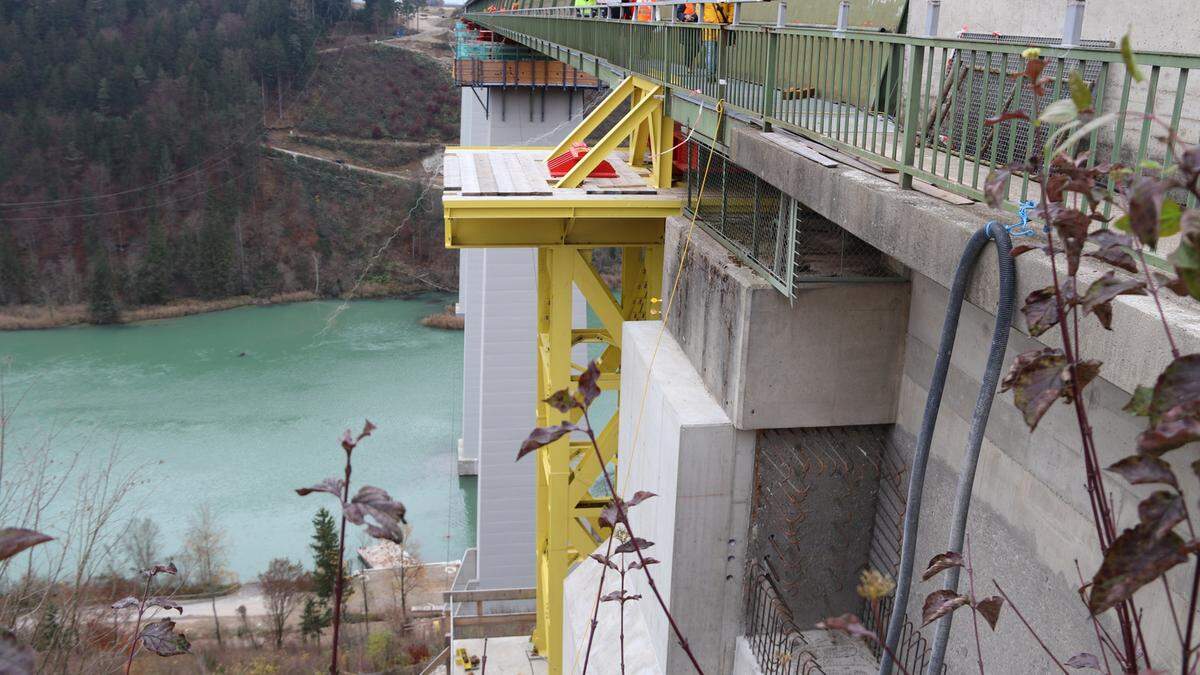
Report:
453,59,602,88
442,148,682,248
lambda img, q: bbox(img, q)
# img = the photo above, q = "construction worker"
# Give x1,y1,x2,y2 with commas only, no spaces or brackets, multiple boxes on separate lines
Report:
634,0,653,22
701,1,732,77
574,0,597,17
675,2,697,21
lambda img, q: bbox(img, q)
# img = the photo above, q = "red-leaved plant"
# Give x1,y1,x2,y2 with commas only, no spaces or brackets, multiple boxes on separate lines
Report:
517,360,704,673
296,421,408,675
111,562,190,674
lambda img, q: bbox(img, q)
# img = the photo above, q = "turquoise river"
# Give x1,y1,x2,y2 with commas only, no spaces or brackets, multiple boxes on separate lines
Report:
0,298,476,579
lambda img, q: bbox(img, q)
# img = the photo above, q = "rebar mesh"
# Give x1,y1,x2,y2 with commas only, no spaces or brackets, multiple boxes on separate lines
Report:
792,204,894,280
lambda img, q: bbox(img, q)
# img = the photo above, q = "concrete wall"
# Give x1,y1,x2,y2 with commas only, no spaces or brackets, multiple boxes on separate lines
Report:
458,86,587,148
662,216,910,430
562,320,756,674
715,124,1200,672
459,249,482,474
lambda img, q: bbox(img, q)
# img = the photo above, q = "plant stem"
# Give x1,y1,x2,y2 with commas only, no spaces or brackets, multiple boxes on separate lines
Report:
993,580,1069,675
1136,244,1181,359
329,452,353,675
581,408,705,674
620,565,626,675
1182,561,1200,675
123,575,152,675
966,536,984,675
1075,560,1116,674
581,533,616,675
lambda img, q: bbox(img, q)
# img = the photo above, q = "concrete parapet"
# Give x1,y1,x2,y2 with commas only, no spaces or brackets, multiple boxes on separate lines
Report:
561,320,755,674
662,216,910,430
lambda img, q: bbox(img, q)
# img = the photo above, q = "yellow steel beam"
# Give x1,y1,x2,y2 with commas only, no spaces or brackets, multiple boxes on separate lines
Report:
546,76,635,160
556,86,662,189
569,416,618,506
573,250,624,350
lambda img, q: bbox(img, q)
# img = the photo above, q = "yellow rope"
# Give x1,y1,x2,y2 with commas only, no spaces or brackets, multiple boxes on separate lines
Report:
566,100,725,674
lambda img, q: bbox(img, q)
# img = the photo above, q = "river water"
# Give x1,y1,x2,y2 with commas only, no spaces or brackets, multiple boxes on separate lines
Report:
0,298,476,580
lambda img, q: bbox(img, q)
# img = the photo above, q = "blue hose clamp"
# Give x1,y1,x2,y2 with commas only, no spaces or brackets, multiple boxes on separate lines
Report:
985,199,1038,238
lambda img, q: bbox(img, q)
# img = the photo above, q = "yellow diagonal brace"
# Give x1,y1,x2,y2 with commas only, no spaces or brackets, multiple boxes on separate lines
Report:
547,77,635,161
573,250,624,349
569,416,618,506
567,518,600,560
556,87,662,189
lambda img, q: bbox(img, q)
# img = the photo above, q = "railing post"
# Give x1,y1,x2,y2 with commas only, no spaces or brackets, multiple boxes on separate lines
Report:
1062,0,1086,47
775,0,786,27
900,44,925,190
762,30,779,128
732,2,741,25
835,0,850,33
923,0,941,37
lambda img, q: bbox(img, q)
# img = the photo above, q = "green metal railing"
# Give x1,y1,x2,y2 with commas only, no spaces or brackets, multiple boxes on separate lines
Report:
470,12,1200,218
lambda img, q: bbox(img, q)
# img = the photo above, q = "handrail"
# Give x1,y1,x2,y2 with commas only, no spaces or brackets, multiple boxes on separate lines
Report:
464,11,1200,240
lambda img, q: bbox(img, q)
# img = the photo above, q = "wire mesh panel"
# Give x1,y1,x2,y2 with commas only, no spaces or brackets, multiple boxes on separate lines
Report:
791,204,894,281
684,139,791,290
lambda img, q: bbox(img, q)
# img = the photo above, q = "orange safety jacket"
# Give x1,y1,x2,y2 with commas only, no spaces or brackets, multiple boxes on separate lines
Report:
634,0,653,22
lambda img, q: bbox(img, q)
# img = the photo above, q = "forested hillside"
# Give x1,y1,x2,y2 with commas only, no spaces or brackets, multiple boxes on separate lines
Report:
0,0,457,325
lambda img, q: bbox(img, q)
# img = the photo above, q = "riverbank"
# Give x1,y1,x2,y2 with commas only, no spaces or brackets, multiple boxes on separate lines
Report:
0,281,456,330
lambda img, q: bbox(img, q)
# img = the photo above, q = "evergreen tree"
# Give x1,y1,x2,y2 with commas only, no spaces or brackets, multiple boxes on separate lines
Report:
195,191,235,299
0,226,27,305
32,602,60,651
299,596,324,643
135,210,171,305
309,507,351,625
88,242,120,324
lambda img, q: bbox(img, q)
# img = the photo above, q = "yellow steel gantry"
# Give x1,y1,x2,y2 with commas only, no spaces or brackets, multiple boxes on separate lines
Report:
443,76,679,674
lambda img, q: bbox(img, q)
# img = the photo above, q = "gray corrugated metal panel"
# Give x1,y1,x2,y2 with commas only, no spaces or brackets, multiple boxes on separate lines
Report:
739,0,908,31
474,247,539,591
461,249,484,463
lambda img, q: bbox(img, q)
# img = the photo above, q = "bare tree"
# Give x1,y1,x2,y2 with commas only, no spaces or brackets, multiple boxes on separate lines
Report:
122,517,161,575
259,558,307,649
392,542,425,628
183,504,229,646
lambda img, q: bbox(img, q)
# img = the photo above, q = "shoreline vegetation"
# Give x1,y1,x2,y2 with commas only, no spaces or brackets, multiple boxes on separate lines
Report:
0,282,457,331
419,304,464,330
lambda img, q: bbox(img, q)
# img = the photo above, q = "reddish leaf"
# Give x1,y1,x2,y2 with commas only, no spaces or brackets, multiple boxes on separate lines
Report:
1128,177,1166,249
625,491,657,508
599,500,621,529
142,562,178,578
340,429,355,452
974,596,1004,630
920,552,963,582
1048,203,1092,275
1010,244,1046,257
628,557,660,570
139,618,191,657
111,596,139,610
1155,273,1189,297
1137,415,1200,455
921,590,970,627
984,111,1029,126
343,485,408,544
1062,360,1102,403
613,537,654,555
578,360,602,407
1138,491,1186,540
1021,286,1070,337
1089,229,1133,250
1065,652,1101,670
1106,455,1178,489
589,553,618,570
817,613,876,640
0,630,33,675
984,168,1013,209
543,389,576,413
0,528,52,562
1087,523,1189,614
1080,271,1146,329
356,419,377,442
1001,348,1069,430
147,598,183,614
516,423,577,461
1085,246,1138,274
1149,355,1200,425
295,478,345,498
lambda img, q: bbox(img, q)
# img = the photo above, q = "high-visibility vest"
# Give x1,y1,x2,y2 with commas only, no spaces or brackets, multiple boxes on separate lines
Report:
702,2,731,40
635,0,652,22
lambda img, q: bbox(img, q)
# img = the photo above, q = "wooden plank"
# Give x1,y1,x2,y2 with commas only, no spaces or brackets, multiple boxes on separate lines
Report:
503,152,532,194
443,155,461,191
813,142,974,205
488,153,517,194
473,153,497,195
761,132,840,168
457,153,481,195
